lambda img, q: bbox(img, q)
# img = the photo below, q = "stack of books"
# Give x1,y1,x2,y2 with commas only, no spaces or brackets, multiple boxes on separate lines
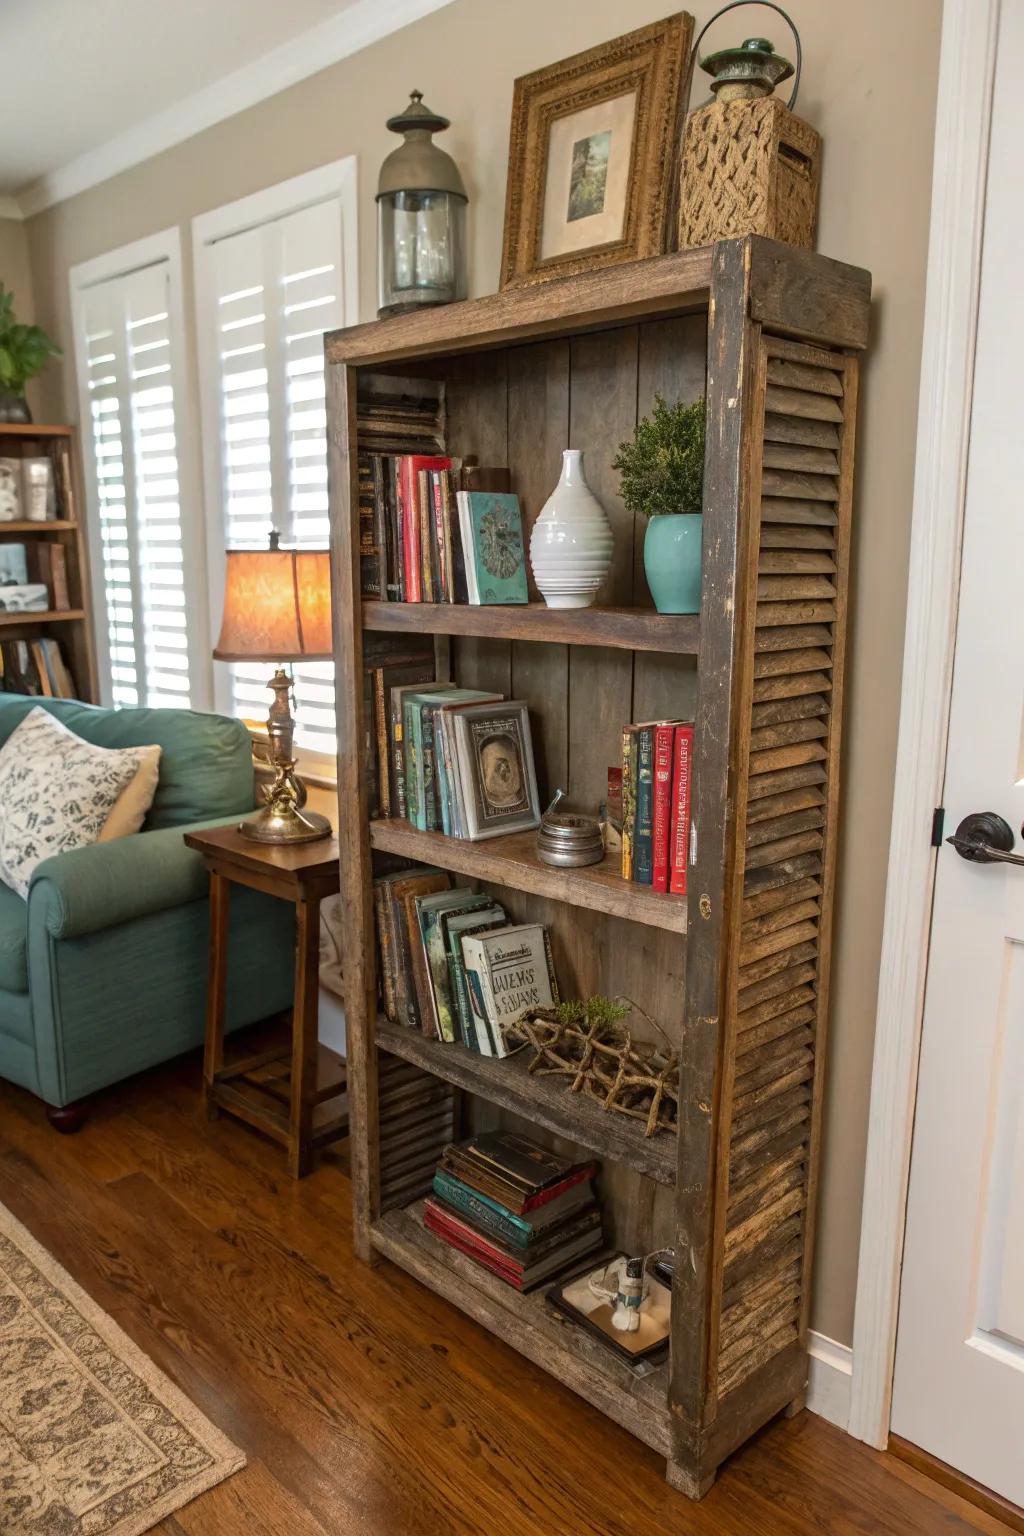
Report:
620,720,694,893
424,1132,603,1291
374,866,559,1054
359,453,528,609
0,541,70,612
0,637,76,697
363,656,541,840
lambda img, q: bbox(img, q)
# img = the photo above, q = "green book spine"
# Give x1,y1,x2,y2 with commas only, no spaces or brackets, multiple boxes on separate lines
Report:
403,697,424,829
432,1171,532,1247
634,725,655,885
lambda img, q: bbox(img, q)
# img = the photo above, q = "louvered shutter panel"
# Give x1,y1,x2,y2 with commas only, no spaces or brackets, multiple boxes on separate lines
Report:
81,262,194,708
209,197,344,758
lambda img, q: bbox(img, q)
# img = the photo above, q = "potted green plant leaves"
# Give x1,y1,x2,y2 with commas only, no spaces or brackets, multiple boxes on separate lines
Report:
0,284,61,423
613,394,706,614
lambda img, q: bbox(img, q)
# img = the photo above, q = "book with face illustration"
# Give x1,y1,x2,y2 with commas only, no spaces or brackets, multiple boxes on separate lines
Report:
451,700,540,840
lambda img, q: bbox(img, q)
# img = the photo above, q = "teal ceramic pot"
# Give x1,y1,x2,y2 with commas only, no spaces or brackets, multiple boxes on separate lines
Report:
644,513,702,614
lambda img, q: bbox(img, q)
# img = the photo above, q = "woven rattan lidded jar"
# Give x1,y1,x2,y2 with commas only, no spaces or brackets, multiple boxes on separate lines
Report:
678,33,821,251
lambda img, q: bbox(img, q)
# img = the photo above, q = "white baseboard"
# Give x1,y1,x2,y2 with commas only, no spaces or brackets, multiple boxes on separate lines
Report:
806,1331,853,1430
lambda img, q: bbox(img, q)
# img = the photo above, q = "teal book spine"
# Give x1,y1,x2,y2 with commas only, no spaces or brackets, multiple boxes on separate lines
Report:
432,1171,532,1247
634,725,655,885
402,697,423,829
465,493,528,605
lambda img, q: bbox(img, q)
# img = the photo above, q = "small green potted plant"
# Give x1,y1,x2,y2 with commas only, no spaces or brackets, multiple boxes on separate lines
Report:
613,393,706,614
0,284,61,423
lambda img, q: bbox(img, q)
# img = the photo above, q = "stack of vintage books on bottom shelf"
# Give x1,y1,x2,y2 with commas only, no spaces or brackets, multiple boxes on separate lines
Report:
375,865,558,1056
617,719,694,893
424,1132,603,1292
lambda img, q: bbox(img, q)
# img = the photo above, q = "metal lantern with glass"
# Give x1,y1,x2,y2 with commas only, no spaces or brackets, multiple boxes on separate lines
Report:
213,535,333,844
377,90,468,318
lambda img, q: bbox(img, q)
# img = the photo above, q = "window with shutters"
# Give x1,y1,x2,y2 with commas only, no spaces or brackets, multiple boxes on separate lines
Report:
193,159,358,768
70,232,207,710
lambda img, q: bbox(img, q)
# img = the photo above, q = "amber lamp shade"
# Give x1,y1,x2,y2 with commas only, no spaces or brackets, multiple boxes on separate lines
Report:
213,549,332,661
213,546,333,844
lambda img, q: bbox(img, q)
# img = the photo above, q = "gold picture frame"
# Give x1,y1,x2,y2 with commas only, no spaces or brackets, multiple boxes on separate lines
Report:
500,13,694,290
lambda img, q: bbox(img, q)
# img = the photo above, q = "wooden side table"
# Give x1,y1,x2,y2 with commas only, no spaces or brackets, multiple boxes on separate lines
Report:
184,824,347,1177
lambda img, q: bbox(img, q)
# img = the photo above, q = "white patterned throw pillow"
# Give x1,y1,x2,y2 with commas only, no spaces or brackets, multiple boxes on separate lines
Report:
0,707,152,898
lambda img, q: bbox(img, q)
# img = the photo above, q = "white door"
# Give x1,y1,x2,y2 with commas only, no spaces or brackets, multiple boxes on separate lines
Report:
891,0,1024,1502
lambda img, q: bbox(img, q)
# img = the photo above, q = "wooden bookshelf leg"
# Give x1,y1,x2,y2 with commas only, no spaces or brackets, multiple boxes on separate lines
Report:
666,1456,717,1501
784,1392,806,1419
203,872,230,1121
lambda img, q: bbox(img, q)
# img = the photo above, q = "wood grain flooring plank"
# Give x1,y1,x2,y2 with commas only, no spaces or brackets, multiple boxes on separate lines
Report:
0,1054,1014,1536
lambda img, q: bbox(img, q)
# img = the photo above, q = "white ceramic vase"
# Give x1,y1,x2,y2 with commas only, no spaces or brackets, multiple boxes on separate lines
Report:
529,449,614,609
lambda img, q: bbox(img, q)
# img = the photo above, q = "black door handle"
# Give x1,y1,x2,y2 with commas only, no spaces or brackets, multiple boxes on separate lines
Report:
947,811,1024,867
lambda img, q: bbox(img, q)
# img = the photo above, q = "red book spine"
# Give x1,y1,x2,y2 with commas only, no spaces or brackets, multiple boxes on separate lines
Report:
651,723,675,893
669,724,695,896
399,456,452,604
520,1161,598,1213
398,457,421,603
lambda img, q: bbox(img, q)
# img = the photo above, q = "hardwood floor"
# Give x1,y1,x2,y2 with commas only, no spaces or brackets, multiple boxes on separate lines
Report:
0,1047,1015,1536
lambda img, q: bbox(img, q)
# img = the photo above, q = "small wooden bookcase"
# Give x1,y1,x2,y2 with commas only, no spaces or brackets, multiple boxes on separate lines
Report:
0,422,98,702
326,236,870,1496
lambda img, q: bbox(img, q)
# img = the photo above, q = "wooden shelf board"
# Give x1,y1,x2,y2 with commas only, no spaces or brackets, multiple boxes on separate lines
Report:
0,423,73,438
376,1018,677,1185
0,520,76,533
326,246,715,365
362,601,699,655
368,820,688,935
371,1200,671,1456
0,608,84,627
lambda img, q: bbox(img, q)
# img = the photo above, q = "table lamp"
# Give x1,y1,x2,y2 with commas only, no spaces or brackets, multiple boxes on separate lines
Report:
214,535,333,844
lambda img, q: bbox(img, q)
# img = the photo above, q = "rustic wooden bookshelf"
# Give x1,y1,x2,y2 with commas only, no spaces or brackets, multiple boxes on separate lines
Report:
326,236,870,1498
0,422,98,702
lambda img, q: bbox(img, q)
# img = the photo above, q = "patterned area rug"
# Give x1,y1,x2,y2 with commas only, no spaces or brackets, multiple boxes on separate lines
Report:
0,1202,245,1534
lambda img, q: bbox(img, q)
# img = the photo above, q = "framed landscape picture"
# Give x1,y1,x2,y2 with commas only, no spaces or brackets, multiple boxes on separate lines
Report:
452,701,541,841
500,13,692,289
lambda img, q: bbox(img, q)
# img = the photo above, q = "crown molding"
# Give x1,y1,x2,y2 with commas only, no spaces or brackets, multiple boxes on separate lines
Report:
14,0,454,219
0,197,25,221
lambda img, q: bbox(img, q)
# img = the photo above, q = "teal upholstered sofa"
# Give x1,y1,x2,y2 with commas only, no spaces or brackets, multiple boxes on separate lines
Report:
0,696,295,1128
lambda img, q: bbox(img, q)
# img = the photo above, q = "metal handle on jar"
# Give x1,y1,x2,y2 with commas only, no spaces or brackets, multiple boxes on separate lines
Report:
687,1,803,112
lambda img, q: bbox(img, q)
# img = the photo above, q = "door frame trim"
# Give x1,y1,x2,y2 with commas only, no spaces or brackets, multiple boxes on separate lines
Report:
847,0,1001,1448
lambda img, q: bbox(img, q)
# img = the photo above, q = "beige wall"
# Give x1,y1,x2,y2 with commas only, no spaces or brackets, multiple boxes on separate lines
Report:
21,0,941,1345
0,214,45,416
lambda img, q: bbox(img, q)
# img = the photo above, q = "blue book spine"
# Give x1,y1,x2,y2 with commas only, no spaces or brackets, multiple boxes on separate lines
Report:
432,1171,532,1246
634,725,655,885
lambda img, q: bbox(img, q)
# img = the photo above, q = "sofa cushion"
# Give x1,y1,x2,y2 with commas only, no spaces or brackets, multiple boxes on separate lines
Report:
0,695,255,828
0,881,28,992
0,708,148,899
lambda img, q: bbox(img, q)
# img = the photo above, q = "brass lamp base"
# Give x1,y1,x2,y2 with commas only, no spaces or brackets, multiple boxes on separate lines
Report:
239,800,332,845
240,666,332,846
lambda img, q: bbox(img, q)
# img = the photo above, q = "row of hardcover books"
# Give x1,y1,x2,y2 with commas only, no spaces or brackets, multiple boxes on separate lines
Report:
363,648,541,840
0,637,76,698
618,719,694,893
374,864,558,1055
424,1132,603,1292
359,454,529,607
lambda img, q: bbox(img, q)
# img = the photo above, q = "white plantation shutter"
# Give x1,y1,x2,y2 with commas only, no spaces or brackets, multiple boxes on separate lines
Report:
76,259,197,709
199,174,354,761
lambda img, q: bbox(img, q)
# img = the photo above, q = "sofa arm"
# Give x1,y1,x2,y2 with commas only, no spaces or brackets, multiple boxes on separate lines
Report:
27,815,243,940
